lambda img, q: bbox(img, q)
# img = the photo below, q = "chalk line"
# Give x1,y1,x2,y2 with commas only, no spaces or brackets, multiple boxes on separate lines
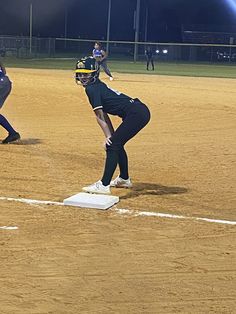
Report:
112,208,236,225
0,226,18,230
0,196,64,206
0,196,235,226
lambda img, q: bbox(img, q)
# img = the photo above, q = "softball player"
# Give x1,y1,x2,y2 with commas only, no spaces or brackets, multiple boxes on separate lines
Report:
145,46,155,71
92,42,114,81
0,62,20,144
75,57,150,195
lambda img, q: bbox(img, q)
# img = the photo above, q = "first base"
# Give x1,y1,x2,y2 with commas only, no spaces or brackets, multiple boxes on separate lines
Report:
63,192,119,210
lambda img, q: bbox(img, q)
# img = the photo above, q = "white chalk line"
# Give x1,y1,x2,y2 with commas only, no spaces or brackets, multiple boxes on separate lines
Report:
0,196,235,226
0,196,63,206
112,208,236,226
0,226,18,230
0,196,63,231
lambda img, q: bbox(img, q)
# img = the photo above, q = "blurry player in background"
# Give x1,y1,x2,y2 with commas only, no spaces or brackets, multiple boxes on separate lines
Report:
145,46,155,71
92,42,114,81
0,61,20,144
75,57,150,195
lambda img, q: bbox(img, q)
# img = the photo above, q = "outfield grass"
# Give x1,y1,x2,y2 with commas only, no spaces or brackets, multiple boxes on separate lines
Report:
2,57,236,79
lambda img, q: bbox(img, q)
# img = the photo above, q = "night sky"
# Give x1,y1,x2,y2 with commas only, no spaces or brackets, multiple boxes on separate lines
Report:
0,0,236,42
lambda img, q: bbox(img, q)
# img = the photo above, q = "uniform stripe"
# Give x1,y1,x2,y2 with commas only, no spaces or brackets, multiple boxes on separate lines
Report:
93,106,103,111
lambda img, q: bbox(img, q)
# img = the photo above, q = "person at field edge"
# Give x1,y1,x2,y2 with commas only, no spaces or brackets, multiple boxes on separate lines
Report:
0,61,20,144
145,46,155,71
75,56,150,195
92,41,114,81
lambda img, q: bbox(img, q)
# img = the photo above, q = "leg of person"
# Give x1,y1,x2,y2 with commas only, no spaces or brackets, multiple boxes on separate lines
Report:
101,144,120,186
147,59,150,70
0,80,20,144
0,114,18,136
101,60,113,80
118,148,129,180
102,102,151,187
83,103,150,193
110,147,133,188
82,144,118,194
151,58,154,70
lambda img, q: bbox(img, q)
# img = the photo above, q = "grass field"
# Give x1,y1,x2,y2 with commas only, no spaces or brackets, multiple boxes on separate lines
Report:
3,57,236,78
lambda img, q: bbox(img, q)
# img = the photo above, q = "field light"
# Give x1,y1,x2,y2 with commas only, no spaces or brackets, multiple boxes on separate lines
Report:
156,49,160,53
163,49,168,54
225,0,236,13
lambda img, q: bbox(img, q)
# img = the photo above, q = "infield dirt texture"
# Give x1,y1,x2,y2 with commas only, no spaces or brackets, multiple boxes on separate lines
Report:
0,68,235,313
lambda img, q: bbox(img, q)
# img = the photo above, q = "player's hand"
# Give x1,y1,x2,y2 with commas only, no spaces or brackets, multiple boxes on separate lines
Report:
103,137,112,150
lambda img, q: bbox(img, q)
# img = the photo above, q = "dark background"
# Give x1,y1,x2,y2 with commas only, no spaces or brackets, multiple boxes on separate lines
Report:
0,0,236,42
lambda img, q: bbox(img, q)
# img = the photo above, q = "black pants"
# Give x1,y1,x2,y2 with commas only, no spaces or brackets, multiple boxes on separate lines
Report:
146,57,154,70
101,100,151,186
0,77,17,135
0,76,12,108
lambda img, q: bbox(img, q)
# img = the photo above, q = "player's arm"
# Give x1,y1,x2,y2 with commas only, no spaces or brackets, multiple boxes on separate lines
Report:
94,109,113,147
100,50,108,62
103,112,114,134
0,62,6,75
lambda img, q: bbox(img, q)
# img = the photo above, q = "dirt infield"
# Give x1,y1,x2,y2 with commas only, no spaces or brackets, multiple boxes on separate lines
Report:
0,68,235,313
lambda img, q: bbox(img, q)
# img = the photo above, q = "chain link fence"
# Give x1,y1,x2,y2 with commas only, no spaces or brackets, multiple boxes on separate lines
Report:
0,36,55,58
55,38,236,63
1,36,236,63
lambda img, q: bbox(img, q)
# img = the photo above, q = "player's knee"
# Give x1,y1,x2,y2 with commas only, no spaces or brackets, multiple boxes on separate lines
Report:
106,140,123,152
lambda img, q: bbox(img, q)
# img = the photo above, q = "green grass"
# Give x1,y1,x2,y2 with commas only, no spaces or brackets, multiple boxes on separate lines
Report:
2,57,236,79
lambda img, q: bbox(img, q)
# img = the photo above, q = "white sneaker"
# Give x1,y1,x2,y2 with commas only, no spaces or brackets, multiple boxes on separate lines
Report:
109,76,114,81
82,180,111,195
110,176,133,188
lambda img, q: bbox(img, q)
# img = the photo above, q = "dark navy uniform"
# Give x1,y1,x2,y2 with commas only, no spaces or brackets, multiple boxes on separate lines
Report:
0,62,20,144
145,47,155,71
86,80,134,118
85,80,150,185
0,64,12,109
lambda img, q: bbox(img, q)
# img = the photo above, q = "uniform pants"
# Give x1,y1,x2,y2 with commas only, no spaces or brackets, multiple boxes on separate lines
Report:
100,60,113,78
0,76,11,108
0,76,16,135
146,57,154,70
101,100,151,186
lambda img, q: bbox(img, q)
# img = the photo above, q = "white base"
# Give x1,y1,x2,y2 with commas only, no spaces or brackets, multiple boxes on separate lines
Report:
63,192,119,210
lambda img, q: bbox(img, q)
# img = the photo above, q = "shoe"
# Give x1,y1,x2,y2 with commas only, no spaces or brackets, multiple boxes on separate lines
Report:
82,180,111,195
2,132,20,144
109,77,114,81
110,176,133,188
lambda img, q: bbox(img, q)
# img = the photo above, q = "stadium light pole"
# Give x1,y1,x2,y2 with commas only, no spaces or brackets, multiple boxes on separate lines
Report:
144,5,148,43
64,3,68,49
29,3,33,55
106,0,112,54
134,0,141,62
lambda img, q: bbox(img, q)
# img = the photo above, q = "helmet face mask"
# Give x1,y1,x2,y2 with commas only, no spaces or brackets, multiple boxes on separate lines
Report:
75,71,97,86
75,57,100,87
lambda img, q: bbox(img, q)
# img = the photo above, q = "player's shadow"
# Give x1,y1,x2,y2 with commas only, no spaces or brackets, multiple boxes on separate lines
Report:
120,182,188,200
14,138,42,145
